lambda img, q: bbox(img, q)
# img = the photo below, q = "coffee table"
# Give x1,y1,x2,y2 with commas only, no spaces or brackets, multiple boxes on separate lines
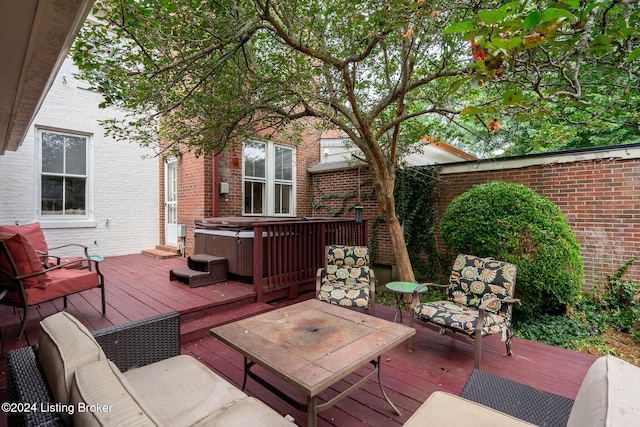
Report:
210,299,415,427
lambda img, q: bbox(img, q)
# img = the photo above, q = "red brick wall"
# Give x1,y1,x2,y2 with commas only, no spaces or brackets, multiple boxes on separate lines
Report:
312,152,640,290
311,166,397,265
438,157,640,289
168,126,322,254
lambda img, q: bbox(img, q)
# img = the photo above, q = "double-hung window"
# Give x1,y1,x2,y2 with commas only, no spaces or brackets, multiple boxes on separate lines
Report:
38,129,89,219
243,140,295,216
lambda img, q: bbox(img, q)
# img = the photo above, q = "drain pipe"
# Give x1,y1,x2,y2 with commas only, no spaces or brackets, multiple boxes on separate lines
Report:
212,153,220,216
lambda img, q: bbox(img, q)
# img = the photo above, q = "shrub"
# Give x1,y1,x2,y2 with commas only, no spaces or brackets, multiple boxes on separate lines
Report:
578,259,640,340
439,181,583,313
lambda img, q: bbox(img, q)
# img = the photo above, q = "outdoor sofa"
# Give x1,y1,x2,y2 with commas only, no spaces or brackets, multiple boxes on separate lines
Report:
404,354,640,427
5,311,293,426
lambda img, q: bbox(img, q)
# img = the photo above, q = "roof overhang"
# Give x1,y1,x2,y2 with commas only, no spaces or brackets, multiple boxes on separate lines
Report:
0,0,94,155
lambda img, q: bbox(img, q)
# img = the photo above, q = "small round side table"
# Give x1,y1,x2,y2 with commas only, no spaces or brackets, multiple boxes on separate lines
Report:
384,281,429,323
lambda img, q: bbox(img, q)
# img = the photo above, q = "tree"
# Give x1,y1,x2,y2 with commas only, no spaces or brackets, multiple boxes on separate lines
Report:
73,0,639,283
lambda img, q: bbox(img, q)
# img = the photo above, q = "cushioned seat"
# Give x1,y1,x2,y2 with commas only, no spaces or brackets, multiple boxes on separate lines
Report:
410,254,518,368
316,245,375,314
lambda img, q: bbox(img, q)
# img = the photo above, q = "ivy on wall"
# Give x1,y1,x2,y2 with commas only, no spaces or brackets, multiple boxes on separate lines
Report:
394,166,442,281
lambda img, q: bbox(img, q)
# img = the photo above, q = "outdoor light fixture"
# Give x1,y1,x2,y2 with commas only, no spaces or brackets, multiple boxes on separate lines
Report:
354,205,364,224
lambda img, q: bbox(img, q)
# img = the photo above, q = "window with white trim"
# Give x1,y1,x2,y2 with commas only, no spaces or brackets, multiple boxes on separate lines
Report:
38,129,90,219
243,140,295,216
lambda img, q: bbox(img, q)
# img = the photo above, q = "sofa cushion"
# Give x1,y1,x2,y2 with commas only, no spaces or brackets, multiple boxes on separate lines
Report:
403,391,535,426
0,232,50,288
71,360,162,427
567,355,640,427
38,312,107,405
123,354,250,426
0,223,48,253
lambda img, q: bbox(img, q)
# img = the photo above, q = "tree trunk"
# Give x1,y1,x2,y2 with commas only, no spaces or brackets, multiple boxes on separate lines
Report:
369,161,416,284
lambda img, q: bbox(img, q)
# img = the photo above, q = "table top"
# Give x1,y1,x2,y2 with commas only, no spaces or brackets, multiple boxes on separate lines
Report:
210,298,415,397
385,281,429,294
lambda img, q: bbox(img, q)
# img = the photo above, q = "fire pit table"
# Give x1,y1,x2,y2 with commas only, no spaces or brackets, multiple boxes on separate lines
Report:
210,298,415,427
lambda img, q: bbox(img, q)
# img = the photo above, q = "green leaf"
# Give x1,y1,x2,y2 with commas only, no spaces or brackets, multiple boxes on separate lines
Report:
523,11,541,30
627,46,640,62
492,36,523,51
503,89,523,105
443,21,475,34
477,10,507,25
460,106,484,115
447,78,470,96
541,8,576,22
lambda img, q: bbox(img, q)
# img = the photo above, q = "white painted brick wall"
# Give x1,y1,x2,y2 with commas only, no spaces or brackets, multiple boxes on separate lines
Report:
0,57,159,256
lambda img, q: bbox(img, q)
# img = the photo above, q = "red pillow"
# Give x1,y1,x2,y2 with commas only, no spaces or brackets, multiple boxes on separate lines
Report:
0,232,51,289
0,223,48,253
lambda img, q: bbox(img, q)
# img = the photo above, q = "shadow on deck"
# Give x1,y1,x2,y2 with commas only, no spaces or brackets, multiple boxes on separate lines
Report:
0,254,597,426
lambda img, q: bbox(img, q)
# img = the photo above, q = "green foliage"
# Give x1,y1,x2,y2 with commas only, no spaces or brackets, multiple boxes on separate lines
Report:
440,181,583,313
513,259,640,356
394,166,441,281
512,312,595,350
577,259,640,340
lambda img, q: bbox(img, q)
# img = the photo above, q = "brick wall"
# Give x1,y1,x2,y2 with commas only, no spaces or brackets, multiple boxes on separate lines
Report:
173,125,321,254
312,145,640,290
310,165,398,265
438,152,640,289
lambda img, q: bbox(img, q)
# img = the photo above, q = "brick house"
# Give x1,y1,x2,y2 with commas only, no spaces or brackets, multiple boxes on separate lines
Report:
158,131,475,257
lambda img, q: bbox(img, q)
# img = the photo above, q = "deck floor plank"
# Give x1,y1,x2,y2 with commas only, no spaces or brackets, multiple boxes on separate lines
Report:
0,254,599,427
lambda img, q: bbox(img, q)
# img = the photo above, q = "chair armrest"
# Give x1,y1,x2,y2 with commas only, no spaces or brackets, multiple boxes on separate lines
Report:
92,311,181,372
47,243,89,254
5,347,65,427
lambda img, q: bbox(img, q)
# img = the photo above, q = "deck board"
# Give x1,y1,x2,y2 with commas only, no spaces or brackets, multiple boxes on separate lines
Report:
0,254,598,427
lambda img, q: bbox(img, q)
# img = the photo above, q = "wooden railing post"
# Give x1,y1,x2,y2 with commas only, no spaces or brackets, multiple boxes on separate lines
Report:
253,224,264,302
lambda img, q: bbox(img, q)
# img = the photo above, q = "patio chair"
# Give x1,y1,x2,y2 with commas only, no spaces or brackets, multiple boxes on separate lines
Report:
0,222,90,268
0,233,105,339
409,254,518,369
316,245,376,315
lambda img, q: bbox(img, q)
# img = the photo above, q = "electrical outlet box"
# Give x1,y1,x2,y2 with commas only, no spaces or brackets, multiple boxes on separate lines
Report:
220,182,230,195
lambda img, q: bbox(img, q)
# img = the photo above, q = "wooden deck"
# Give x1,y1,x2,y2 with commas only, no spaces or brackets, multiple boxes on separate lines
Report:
0,254,597,426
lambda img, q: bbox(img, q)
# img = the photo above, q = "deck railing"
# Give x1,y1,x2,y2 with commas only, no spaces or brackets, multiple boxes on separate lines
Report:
252,218,368,302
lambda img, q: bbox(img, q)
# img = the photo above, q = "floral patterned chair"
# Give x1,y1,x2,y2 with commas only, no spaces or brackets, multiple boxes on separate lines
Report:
316,245,375,315
409,254,518,368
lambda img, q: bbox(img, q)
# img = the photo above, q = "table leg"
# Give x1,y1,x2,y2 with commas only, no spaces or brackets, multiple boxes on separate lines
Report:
375,356,401,416
307,395,318,427
242,356,252,391
392,293,403,322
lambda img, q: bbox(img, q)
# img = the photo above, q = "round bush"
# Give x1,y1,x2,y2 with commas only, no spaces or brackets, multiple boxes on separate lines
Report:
439,181,583,314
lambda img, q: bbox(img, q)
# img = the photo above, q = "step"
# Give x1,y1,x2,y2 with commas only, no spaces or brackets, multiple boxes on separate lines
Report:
142,248,177,259
180,302,274,343
170,267,224,288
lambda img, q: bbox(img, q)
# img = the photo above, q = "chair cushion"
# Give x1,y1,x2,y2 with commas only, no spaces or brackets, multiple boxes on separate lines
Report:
448,254,517,315
318,281,370,308
22,268,101,305
567,355,640,427
38,312,107,406
404,391,535,426
71,360,161,427
414,300,508,336
320,245,370,308
0,232,51,289
0,223,48,253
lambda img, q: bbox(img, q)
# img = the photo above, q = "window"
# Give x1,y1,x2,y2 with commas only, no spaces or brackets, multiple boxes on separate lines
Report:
38,129,89,218
243,140,294,216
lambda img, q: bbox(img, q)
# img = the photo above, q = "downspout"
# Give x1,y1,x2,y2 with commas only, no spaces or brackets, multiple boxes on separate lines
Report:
212,154,219,216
